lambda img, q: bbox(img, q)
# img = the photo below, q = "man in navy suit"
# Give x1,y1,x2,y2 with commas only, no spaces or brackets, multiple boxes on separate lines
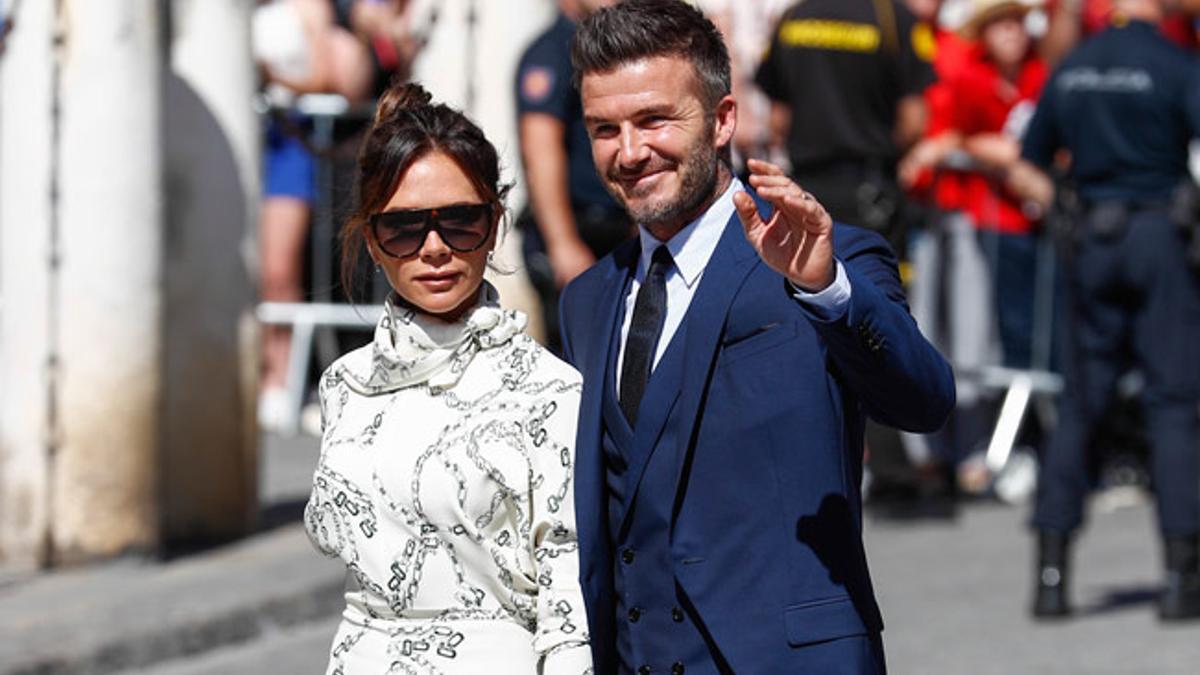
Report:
560,1,955,673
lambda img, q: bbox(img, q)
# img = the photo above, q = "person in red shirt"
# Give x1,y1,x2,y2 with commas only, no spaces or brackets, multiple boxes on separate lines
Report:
901,0,974,215
895,1,1049,497
907,0,1049,369
955,1,1049,372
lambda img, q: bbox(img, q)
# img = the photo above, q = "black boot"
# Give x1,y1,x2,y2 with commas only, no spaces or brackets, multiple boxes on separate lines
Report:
1159,536,1200,621
1032,530,1072,619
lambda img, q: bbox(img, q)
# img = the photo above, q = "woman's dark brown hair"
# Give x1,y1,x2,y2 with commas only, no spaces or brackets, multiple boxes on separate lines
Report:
339,81,511,300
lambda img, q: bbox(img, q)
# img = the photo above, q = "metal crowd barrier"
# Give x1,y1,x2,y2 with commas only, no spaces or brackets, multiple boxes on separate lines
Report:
256,93,380,435
256,301,375,435
923,151,1064,480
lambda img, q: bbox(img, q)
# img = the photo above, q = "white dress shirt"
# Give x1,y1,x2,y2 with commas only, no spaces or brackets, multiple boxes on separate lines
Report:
616,178,852,385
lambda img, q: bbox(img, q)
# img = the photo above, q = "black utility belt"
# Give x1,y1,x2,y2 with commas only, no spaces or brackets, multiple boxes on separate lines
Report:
1081,198,1168,214
1077,198,1168,241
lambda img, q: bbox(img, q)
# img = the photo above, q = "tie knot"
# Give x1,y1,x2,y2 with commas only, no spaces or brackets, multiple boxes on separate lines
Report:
649,245,673,276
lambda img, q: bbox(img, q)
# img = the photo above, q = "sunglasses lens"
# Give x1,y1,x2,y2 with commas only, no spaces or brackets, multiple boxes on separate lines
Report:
373,211,427,257
435,204,491,252
371,204,492,257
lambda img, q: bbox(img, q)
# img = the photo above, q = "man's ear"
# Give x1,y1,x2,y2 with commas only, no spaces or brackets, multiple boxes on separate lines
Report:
713,94,737,151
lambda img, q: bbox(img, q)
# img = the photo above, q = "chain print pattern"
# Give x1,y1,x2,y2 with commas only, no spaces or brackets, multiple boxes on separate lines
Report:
305,325,591,674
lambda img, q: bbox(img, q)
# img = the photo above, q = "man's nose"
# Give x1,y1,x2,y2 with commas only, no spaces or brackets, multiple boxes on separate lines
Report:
617,124,649,167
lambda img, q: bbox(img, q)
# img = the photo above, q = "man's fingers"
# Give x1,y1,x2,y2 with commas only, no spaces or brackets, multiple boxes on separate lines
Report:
783,194,826,233
746,157,786,177
756,185,821,219
747,173,800,191
733,190,763,233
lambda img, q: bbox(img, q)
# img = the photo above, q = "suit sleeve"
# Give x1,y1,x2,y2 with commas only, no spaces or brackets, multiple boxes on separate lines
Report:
558,281,581,368
795,228,955,433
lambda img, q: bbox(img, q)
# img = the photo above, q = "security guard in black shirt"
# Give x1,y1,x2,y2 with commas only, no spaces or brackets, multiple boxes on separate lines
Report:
1015,0,1200,622
755,0,933,252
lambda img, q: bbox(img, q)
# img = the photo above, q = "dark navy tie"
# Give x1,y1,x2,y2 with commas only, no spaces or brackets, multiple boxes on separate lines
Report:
620,245,672,425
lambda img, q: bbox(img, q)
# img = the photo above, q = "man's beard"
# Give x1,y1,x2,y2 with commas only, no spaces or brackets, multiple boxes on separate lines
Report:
610,130,720,230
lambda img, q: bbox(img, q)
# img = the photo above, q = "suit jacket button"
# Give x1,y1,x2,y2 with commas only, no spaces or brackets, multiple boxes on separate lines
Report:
622,548,636,564
671,607,684,622
638,666,651,675
628,606,642,623
671,663,685,675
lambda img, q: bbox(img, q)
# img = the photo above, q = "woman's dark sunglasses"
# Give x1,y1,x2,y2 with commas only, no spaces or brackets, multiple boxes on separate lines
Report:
369,203,494,258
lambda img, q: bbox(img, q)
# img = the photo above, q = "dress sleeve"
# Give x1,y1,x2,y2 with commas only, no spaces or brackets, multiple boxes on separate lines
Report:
527,377,592,675
304,367,340,558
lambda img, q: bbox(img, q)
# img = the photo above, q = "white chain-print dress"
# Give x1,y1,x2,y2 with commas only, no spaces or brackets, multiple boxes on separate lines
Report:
305,284,591,674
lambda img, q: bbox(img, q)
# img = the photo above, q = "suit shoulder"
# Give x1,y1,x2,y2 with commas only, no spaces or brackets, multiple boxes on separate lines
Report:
563,238,636,301
831,222,895,259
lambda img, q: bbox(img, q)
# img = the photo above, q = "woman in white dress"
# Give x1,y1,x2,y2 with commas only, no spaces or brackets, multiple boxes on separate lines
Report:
304,82,592,674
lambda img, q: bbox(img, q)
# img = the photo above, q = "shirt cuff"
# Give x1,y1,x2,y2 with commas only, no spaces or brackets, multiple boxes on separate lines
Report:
787,260,851,321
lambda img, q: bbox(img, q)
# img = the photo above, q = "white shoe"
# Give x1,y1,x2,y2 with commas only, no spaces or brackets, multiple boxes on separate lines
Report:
299,401,323,437
258,387,293,433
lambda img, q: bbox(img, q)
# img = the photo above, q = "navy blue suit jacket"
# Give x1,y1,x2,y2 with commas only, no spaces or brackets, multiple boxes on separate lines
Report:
559,202,955,674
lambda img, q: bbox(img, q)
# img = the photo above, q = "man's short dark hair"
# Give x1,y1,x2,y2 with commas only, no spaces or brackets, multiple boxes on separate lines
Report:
570,0,732,109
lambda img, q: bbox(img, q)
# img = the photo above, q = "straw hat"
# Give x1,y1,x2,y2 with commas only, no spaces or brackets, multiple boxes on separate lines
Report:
959,0,1043,38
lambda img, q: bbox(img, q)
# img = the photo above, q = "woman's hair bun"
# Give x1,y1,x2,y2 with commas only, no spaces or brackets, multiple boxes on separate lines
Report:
373,81,434,127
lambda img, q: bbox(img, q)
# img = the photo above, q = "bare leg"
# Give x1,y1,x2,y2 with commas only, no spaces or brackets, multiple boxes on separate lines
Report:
260,195,310,391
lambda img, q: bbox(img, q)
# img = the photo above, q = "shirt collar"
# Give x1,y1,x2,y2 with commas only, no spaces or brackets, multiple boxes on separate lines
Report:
636,177,743,289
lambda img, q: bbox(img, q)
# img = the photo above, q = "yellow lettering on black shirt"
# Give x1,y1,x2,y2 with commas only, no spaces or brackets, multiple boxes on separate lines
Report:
911,23,936,62
778,20,881,53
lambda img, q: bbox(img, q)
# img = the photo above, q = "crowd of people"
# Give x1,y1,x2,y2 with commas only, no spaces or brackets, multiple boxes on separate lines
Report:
247,0,1200,671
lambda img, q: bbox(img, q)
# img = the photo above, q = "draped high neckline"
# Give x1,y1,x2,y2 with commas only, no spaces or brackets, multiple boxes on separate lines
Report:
338,281,527,394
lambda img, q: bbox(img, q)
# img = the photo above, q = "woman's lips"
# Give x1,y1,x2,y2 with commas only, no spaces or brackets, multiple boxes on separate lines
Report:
414,272,461,291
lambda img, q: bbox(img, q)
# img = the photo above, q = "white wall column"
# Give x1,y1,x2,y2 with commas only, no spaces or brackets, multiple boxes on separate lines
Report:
52,0,165,563
0,0,58,567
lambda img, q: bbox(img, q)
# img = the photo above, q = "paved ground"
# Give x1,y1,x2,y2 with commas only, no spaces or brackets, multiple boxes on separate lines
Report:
3,431,1197,674
869,496,1200,675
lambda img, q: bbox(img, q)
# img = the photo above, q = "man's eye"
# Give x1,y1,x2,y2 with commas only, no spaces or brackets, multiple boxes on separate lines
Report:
590,124,617,138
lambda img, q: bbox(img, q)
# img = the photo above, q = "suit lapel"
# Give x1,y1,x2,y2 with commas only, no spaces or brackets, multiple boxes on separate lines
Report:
615,332,685,537
616,203,766,535
673,206,764,481
575,240,637,584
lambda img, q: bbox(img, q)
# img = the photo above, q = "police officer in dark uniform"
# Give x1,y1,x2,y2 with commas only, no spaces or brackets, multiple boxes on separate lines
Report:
754,0,933,253
1015,0,1200,621
516,0,630,353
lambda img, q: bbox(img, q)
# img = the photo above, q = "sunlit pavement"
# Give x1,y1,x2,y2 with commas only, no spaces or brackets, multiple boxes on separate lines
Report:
5,431,1194,675
869,493,1200,675
158,432,1200,675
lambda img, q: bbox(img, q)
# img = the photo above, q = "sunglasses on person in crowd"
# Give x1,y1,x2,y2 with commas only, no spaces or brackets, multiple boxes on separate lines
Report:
369,203,494,258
